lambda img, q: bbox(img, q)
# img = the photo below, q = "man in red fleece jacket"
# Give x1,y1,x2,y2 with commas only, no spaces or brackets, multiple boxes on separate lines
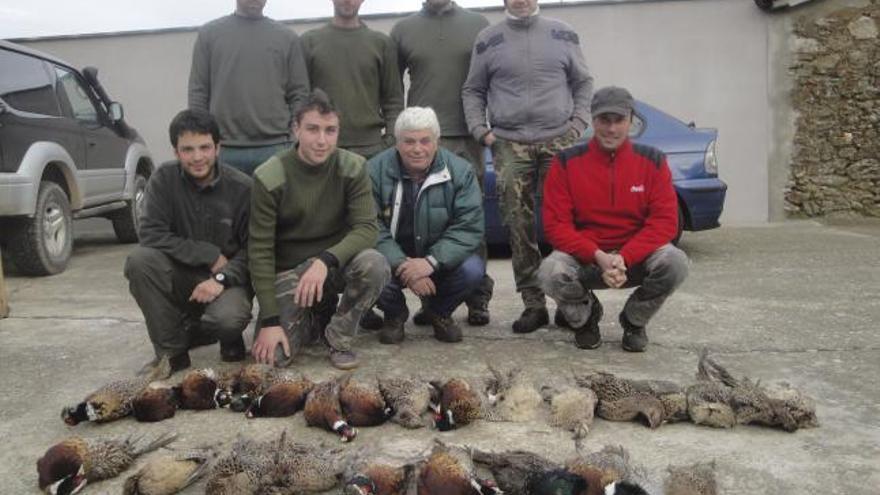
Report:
538,86,689,352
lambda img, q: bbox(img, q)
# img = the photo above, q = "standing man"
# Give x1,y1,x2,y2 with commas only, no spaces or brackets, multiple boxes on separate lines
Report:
462,0,594,334
125,110,253,373
389,0,494,326
249,90,390,370
301,0,404,160
368,107,485,344
539,87,689,352
189,0,310,175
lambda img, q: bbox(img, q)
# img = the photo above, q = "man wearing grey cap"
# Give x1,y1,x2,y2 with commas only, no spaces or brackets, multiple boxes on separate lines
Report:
462,0,594,334
538,86,689,352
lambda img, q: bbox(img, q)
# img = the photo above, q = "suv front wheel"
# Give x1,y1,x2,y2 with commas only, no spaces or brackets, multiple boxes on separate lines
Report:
7,181,73,275
110,172,147,243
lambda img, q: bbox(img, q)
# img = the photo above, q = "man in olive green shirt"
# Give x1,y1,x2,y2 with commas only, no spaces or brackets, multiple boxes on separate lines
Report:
390,0,494,326
301,0,404,159
249,90,390,370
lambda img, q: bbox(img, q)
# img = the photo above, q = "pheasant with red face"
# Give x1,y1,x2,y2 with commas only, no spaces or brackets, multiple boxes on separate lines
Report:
304,377,357,442
36,432,177,494
173,368,232,410
245,375,314,418
340,375,392,427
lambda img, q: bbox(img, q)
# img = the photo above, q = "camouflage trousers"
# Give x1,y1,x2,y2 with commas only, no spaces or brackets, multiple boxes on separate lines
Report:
538,245,689,328
266,249,390,366
441,135,494,307
492,132,578,308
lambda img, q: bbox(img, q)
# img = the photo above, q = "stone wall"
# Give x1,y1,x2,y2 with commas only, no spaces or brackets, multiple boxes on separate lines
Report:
786,0,880,217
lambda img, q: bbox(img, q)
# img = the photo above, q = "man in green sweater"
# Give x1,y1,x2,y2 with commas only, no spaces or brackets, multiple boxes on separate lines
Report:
189,0,310,176
389,0,494,326
301,0,404,160
249,90,390,370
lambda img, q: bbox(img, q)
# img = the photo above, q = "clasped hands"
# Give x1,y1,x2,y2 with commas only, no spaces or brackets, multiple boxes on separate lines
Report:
397,257,435,297
595,250,627,289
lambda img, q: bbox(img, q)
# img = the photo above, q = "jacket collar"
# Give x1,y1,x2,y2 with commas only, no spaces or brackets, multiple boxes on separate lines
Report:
506,6,540,27
179,161,221,191
589,137,633,161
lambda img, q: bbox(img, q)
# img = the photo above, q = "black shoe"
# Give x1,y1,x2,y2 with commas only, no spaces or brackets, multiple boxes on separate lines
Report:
620,313,648,352
412,307,431,326
512,307,549,334
359,308,383,331
429,313,463,343
574,295,604,350
220,337,246,362
379,309,408,345
466,301,490,326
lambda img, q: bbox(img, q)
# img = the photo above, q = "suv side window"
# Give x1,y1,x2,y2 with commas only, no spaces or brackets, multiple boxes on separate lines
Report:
54,66,100,126
0,48,61,116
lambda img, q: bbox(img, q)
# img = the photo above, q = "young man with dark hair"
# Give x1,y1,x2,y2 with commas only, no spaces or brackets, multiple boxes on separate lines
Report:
125,109,253,373
249,90,390,370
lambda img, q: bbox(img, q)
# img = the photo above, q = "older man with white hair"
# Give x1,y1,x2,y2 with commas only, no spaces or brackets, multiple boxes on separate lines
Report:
367,107,485,344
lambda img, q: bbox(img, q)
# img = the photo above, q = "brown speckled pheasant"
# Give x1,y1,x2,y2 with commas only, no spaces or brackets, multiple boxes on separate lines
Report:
304,377,357,442
541,385,597,441
485,364,543,422
431,378,487,431
37,432,177,494
205,435,275,495
122,447,215,495
131,384,178,423
576,372,665,429
61,356,171,426
244,375,314,418
269,436,348,493
340,375,392,427
664,461,717,495
418,441,501,495
378,376,433,429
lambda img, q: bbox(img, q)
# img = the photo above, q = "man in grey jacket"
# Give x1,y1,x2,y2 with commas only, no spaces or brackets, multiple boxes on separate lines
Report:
462,0,594,334
189,0,310,175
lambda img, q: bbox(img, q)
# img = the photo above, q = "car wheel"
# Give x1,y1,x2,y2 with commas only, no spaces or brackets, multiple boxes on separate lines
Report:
111,173,147,243
7,181,73,275
672,204,685,246
754,0,775,11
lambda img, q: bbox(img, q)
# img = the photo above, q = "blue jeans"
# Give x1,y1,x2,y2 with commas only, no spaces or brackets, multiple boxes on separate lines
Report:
377,254,485,318
220,142,290,176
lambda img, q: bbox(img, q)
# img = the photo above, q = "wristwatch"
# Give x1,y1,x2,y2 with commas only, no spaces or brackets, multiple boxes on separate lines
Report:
212,272,229,288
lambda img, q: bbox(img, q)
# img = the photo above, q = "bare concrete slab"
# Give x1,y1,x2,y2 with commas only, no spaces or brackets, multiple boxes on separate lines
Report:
1,220,878,494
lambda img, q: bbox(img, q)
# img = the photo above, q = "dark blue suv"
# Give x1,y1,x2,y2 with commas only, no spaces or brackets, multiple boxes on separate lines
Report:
483,100,727,247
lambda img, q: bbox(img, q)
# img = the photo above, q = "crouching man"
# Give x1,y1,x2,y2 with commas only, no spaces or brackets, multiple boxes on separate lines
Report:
125,109,253,372
249,90,390,370
368,107,485,344
539,87,688,352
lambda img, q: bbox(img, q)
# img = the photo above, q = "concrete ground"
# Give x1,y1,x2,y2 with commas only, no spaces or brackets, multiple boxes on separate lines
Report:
1,219,878,494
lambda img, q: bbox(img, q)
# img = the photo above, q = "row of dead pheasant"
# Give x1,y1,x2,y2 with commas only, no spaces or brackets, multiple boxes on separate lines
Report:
59,349,819,441
39,432,719,495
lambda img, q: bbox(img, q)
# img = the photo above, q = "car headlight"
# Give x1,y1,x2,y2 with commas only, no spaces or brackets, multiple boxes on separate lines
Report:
704,140,718,176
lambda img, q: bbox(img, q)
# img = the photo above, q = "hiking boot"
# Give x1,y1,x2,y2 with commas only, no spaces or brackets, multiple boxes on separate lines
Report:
330,349,360,370
466,300,491,326
574,295,604,350
429,313,463,343
219,336,246,362
359,308,383,331
412,307,431,326
620,313,648,352
379,309,408,345
512,307,549,334
139,352,190,375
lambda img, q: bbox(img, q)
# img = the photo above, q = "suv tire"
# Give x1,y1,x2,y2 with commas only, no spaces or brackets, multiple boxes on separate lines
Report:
111,172,147,243
7,181,73,275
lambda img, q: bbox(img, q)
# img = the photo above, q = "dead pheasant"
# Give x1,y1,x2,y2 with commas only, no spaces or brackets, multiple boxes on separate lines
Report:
122,447,215,495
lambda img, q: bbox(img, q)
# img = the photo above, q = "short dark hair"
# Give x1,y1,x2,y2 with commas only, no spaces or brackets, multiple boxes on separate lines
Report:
168,109,220,148
294,89,340,125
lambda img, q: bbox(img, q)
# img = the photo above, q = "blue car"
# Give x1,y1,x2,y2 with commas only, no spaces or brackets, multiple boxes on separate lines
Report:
483,100,727,248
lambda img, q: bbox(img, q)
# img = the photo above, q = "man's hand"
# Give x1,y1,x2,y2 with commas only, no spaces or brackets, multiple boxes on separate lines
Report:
595,249,627,289
482,131,497,147
189,279,224,304
396,258,434,286
252,325,290,366
602,269,627,289
211,254,228,274
294,259,328,308
408,277,436,297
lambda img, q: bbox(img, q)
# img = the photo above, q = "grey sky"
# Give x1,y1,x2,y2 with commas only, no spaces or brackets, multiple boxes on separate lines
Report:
0,1,573,40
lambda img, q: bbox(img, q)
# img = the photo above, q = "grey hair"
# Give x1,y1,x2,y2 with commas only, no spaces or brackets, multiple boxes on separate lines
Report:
394,107,441,141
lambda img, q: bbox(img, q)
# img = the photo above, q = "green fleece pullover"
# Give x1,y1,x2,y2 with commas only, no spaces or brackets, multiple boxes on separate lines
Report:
301,23,404,148
249,148,378,319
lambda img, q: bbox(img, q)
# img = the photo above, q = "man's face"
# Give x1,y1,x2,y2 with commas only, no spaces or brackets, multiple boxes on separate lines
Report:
174,132,218,184
294,110,340,166
236,0,267,18
425,0,452,12
332,0,364,19
505,0,538,18
396,129,438,176
592,112,632,152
